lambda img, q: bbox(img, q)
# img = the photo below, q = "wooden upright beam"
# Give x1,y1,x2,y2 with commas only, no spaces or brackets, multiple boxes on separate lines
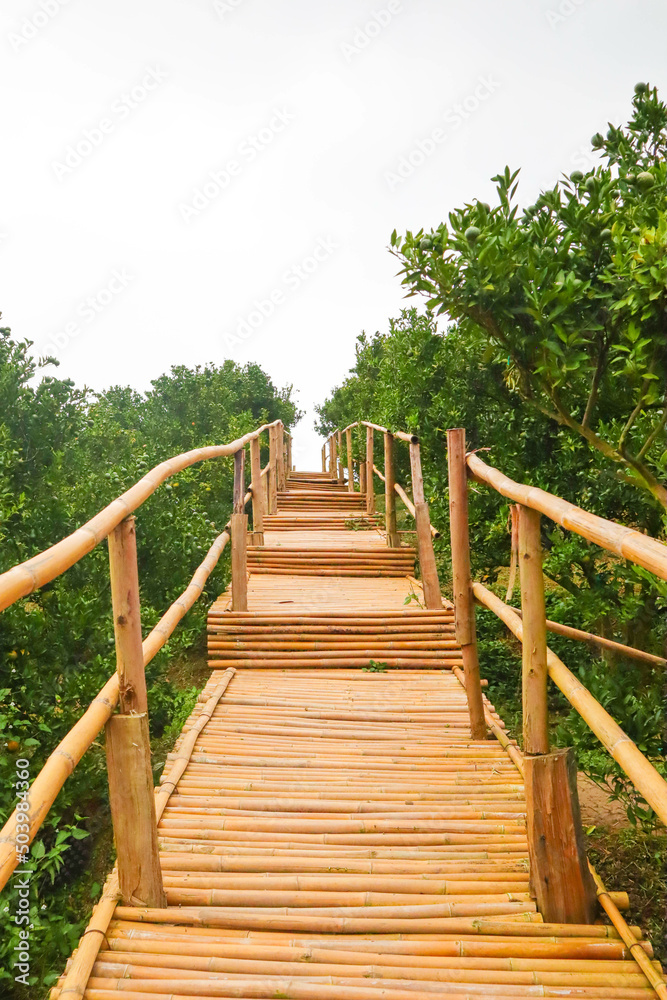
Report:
321,444,326,474
105,713,165,907
230,513,248,611
337,430,344,484
410,441,442,612
365,427,375,516
108,515,147,715
524,747,598,924
269,426,278,514
346,428,354,492
446,429,486,739
518,504,549,756
276,423,285,492
231,449,248,611
384,432,399,548
249,436,264,545
233,448,245,514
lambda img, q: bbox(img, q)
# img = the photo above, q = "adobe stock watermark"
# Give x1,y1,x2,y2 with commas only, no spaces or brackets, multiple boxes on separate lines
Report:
340,1,403,63
545,0,588,28
13,757,33,987
51,67,167,180
178,107,294,224
43,268,134,356
222,236,338,351
7,0,73,53
212,0,248,18
384,75,501,191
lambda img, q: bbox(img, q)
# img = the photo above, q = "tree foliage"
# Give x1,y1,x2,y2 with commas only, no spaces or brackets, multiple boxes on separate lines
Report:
390,83,667,509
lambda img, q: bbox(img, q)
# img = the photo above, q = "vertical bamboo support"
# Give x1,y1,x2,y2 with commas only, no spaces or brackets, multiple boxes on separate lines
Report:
384,432,400,548
286,435,292,475
331,434,338,481
276,423,285,492
231,449,248,612
446,429,486,739
410,441,442,611
506,504,520,602
249,436,264,546
346,428,354,492
524,748,598,924
518,505,549,755
365,427,375,516
108,516,147,714
106,515,164,906
105,713,165,907
337,430,344,484
269,426,278,514
321,445,326,473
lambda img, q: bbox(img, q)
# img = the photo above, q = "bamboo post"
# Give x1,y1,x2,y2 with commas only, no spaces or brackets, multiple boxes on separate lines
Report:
446,429,486,739
276,423,285,492
524,748,598,924
321,445,326,473
336,430,344,484
268,426,278,514
506,504,519,602
518,505,549,755
331,434,338,482
384,432,400,548
105,517,165,906
105,713,165,907
249,436,264,546
410,441,442,611
108,516,147,715
231,449,248,612
286,434,292,476
346,428,354,492
365,426,375,516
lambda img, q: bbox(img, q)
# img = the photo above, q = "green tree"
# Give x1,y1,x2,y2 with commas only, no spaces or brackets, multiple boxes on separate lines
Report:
390,84,667,510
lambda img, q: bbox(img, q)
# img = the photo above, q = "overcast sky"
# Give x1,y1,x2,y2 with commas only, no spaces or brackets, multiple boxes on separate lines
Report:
2,0,666,467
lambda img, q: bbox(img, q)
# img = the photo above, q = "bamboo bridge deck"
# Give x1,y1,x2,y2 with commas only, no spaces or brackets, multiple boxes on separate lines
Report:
57,472,661,999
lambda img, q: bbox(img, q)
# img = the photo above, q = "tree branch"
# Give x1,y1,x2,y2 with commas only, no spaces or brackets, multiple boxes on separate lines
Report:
582,337,609,429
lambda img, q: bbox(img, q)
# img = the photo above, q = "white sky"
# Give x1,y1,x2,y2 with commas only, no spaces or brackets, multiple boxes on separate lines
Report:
2,0,666,468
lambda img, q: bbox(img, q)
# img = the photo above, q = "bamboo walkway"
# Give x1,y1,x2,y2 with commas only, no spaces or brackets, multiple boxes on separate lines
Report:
55,472,661,999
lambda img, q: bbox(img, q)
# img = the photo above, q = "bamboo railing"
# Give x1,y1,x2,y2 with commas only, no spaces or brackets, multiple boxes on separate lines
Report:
325,420,667,931
0,418,288,895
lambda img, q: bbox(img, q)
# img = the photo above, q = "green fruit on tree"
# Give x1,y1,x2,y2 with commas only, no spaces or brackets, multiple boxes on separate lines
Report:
600,228,612,240
636,171,655,191
585,176,597,194
479,202,491,212
625,173,636,184
591,132,604,147
464,226,481,243
419,238,433,251
570,171,583,183
634,82,649,95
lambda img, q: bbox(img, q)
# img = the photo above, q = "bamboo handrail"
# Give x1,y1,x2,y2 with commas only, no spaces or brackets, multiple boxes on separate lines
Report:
472,582,667,826
511,609,667,669
359,420,418,444
467,453,667,582
0,528,232,891
452,662,667,1000
0,420,282,612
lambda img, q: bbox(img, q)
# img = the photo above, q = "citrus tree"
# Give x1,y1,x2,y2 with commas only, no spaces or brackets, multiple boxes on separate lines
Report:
390,83,667,512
